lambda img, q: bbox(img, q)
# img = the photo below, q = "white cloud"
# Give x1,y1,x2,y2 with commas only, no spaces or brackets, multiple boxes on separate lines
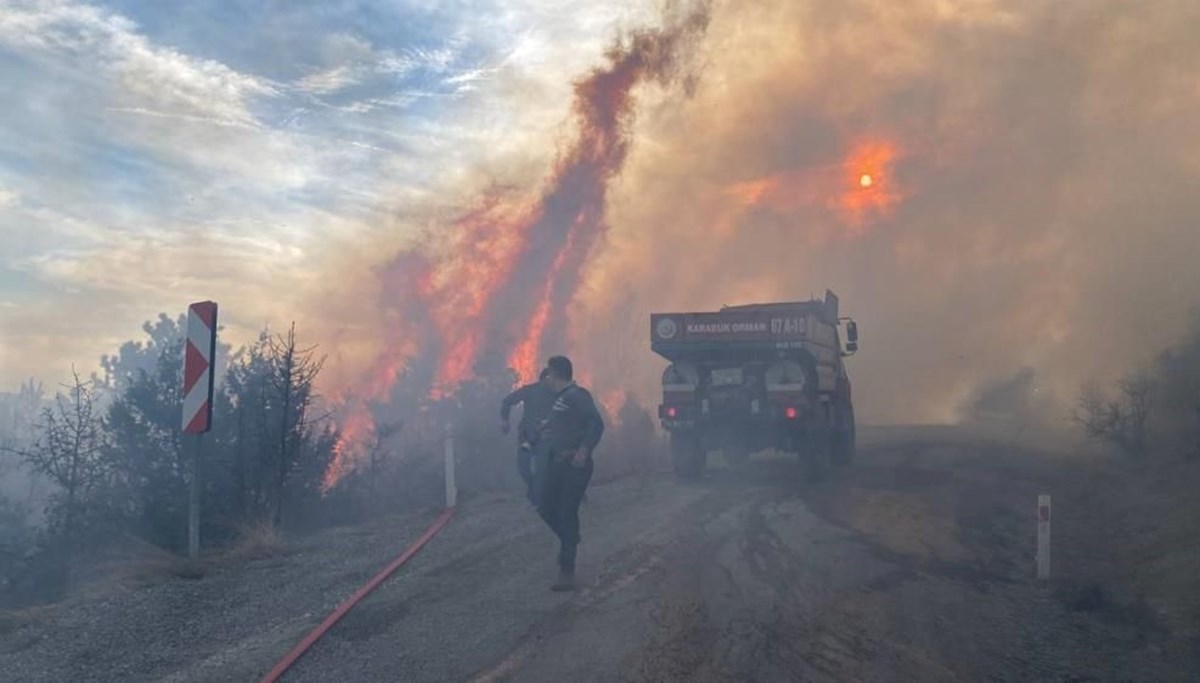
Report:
375,51,420,76
0,185,18,208
0,1,276,127
0,0,671,391
297,65,361,95
0,0,313,192
102,106,260,129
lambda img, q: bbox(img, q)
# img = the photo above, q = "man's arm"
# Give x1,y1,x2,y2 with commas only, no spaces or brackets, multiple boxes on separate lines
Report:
500,384,532,422
577,389,605,455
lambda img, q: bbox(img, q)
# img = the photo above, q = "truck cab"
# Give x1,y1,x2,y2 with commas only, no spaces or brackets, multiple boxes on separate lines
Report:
651,290,858,479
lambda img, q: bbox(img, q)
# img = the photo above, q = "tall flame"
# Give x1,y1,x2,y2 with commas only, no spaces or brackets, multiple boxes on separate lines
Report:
417,196,540,395
327,6,711,486
507,221,579,383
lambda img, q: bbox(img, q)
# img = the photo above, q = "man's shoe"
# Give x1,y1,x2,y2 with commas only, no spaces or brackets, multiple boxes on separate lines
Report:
550,572,576,592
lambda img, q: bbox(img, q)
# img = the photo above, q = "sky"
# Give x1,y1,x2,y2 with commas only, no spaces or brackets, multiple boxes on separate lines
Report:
3,0,1200,431
0,0,656,388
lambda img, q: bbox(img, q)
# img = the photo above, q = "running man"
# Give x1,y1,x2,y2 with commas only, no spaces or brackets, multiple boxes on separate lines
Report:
535,356,604,591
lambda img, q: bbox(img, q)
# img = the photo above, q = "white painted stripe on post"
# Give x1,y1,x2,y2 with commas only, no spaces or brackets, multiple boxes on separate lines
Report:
187,314,213,363
182,382,208,430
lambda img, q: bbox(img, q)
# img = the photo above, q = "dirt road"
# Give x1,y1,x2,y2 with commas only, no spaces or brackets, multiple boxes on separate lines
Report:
0,428,1187,681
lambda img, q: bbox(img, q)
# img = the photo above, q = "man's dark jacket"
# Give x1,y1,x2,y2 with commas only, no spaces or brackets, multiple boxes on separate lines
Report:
500,382,556,443
539,383,605,457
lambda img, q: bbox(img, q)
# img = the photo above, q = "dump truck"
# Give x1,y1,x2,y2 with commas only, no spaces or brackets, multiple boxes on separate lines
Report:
651,290,858,479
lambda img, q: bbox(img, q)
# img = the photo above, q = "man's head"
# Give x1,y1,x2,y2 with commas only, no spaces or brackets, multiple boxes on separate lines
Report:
545,355,573,391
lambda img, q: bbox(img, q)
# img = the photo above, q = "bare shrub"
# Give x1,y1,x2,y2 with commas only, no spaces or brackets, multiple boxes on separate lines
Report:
1073,374,1154,458
225,521,289,562
19,370,109,540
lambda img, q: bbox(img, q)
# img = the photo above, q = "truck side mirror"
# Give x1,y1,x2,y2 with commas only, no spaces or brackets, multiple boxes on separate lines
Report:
847,321,858,343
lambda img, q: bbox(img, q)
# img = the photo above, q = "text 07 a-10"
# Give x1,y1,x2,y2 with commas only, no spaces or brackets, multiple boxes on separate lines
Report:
770,317,806,335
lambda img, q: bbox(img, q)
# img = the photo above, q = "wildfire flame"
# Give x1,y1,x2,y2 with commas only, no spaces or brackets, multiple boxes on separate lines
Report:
326,8,710,486
324,406,375,490
420,196,539,396
507,221,579,383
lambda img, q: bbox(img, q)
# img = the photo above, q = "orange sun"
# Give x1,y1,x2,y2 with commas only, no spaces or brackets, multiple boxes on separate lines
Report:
836,139,901,230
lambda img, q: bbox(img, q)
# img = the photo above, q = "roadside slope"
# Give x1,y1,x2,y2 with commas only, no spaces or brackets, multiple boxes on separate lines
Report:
0,512,439,682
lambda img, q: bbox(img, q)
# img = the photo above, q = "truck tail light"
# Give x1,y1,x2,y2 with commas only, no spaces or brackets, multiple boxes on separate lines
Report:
785,406,798,419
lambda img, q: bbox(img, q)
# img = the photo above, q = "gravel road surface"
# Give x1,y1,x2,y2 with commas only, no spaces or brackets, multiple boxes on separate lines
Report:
0,428,1187,681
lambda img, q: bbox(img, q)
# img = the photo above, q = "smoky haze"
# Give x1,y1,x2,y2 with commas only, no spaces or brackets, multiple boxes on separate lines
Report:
568,0,1200,424
324,2,712,469
322,0,1200,456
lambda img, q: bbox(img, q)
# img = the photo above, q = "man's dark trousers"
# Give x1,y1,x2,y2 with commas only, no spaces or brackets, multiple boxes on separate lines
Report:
517,439,539,506
536,452,593,575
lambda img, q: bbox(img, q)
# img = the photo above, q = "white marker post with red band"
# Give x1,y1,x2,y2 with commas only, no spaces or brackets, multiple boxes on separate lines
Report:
183,301,217,558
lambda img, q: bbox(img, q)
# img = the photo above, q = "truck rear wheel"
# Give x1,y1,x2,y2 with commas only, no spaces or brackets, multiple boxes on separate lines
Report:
671,433,706,479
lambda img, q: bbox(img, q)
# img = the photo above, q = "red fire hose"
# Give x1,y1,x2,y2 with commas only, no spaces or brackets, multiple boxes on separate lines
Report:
259,506,457,683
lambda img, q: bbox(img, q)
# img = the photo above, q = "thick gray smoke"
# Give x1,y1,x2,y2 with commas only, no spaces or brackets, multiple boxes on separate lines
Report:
569,0,1200,423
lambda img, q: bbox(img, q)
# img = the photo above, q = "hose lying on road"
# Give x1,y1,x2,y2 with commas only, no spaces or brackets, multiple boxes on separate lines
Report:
259,507,458,683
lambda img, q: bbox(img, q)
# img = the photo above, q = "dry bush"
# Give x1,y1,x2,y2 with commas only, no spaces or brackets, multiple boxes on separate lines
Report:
224,520,290,562
1073,374,1154,459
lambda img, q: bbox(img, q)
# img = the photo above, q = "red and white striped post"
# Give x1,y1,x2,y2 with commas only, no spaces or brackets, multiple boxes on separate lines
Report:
183,301,218,559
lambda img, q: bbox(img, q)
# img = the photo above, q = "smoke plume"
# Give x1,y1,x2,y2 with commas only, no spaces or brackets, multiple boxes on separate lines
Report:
329,0,1200,483
570,0,1200,425
326,4,711,481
